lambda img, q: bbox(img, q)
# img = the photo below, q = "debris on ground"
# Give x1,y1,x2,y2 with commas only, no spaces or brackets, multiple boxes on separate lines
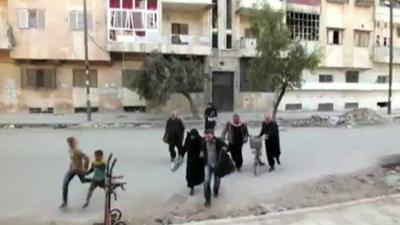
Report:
338,108,388,127
282,108,389,128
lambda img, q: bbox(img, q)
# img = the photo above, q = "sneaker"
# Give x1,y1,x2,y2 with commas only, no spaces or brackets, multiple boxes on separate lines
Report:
189,188,195,196
277,158,281,165
269,166,275,172
59,203,67,209
204,201,211,208
82,202,89,209
258,161,266,166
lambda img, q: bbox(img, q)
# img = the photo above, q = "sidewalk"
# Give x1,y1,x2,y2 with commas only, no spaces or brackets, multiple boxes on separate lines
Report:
0,110,397,128
181,195,400,225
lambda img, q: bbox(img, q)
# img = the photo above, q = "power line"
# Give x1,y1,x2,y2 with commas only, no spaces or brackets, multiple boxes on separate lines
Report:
88,34,109,53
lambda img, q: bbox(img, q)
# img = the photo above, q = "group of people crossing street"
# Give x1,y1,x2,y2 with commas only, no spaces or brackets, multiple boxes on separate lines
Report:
163,103,282,207
58,102,281,210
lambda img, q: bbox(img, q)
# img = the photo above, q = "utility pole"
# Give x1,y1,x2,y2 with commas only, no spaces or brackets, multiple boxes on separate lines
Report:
83,0,92,121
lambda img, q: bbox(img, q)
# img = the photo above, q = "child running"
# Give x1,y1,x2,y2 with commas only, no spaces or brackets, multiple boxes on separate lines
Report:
83,149,107,208
60,137,90,209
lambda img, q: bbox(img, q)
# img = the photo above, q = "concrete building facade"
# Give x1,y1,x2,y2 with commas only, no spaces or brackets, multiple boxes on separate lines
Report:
0,0,399,114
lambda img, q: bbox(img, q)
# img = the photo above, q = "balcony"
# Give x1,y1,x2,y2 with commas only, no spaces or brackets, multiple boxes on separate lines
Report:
236,0,283,14
355,0,374,7
300,82,400,91
108,33,211,55
327,0,348,4
0,4,11,49
238,38,257,57
374,46,400,64
161,34,211,55
162,0,212,9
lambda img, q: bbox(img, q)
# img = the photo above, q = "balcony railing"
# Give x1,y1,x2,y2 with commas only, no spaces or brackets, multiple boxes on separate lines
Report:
374,46,400,63
355,0,374,7
163,34,210,46
327,0,348,4
239,38,257,49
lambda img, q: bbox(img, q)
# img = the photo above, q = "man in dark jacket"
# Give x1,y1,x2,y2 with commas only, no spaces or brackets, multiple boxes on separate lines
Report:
201,129,228,207
221,114,249,171
204,102,218,131
258,115,281,172
163,112,185,163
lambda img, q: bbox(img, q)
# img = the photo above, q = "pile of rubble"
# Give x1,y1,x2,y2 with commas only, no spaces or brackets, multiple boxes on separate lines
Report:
338,108,388,127
283,108,388,128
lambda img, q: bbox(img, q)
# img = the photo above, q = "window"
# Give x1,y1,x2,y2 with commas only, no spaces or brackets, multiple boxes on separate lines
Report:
354,30,369,47
244,28,254,38
377,75,388,83
212,33,218,48
212,0,218,29
346,71,359,83
171,23,189,45
226,0,232,30
345,102,359,110
319,74,333,83
69,10,93,31
240,60,269,92
327,28,343,45
384,37,389,46
397,26,400,37
226,34,232,49
285,103,302,111
318,103,334,112
18,9,45,29
73,69,98,88
109,0,159,41
21,68,56,89
377,101,388,108
122,69,140,88
287,12,319,41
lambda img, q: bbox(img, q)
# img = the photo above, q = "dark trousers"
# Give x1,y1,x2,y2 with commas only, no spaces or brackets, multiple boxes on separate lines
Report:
62,170,90,204
204,165,220,202
86,180,105,203
229,143,244,169
265,141,280,168
168,141,184,160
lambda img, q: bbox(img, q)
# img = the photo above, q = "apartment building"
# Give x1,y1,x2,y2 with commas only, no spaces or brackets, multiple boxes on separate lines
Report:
0,0,398,114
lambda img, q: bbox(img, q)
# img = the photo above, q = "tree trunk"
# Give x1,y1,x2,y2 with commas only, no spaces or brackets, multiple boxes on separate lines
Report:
272,82,288,120
182,92,200,119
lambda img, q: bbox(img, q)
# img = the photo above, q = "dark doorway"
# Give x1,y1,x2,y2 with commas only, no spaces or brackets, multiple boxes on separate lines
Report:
212,71,234,111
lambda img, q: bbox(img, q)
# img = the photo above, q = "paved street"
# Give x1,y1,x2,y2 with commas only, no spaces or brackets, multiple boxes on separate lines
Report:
0,125,400,224
182,195,400,225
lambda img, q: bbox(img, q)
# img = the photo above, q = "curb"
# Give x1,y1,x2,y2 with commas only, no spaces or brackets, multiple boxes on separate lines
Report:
180,193,400,225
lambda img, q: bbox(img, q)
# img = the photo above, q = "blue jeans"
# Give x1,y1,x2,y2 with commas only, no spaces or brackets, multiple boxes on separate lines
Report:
204,165,220,202
62,170,90,204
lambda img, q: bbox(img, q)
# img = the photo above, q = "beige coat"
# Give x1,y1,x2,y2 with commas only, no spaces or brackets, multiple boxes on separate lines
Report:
69,149,90,173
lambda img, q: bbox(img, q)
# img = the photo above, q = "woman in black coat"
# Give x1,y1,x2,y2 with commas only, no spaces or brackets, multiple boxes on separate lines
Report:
258,115,281,172
183,129,205,196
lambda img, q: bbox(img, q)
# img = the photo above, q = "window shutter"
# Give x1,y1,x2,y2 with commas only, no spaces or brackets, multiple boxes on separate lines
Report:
171,23,179,34
69,11,77,31
90,70,98,88
181,24,189,35
87,12,94,31
20,68,27,88
27,69,37,87
18,9,29,29
327,30,333,44
44,69,55,89
37,10,45,28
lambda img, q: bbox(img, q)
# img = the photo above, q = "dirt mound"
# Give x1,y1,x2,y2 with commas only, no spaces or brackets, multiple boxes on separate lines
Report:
339,108,388,126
